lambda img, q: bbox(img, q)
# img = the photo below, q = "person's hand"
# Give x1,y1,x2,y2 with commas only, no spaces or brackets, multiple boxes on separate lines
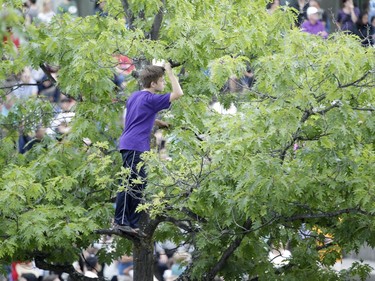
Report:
164,61,172,72
83,137,92,146
348,0,354,9
318,31,328,38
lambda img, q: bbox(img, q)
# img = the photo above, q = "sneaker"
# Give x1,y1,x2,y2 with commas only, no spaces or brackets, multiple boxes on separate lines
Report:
113,223,138,234
113,223,146,237
133,228,147,238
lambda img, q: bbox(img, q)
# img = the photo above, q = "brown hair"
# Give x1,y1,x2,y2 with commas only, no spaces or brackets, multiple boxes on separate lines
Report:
139,65,165,88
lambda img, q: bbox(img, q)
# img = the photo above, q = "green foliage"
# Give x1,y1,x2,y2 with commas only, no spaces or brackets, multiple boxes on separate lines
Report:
0,0,375,280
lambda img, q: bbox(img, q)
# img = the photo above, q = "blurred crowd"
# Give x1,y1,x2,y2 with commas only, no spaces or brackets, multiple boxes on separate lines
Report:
1,0,375,281
2,238,194,281
267,0,375,44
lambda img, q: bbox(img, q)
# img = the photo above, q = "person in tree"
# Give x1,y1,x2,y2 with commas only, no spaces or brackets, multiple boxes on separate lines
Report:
113,62,184,236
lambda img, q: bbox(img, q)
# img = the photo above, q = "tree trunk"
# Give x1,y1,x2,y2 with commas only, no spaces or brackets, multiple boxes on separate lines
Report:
131,212,161,281
132,237,155,281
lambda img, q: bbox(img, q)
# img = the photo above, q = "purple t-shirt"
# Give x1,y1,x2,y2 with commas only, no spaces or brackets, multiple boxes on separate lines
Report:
301,20,327,38
118,91,171,152
336,8,360,33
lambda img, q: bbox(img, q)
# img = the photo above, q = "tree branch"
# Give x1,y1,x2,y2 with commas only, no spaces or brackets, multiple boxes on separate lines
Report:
283,207,371,222
315,103,340,115
159,215,199,233
34,254,106,281
352,107,374,112
39,63,82,102
150,0,165,40
203,219,252,280
120,0,135,30
334,72,371,89
39,63,57,85
0,83,40,90
95,228,141,242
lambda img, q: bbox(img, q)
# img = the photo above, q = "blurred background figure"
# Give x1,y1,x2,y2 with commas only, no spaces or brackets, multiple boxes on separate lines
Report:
301,6,328,38
45,96,76,138
94,1,108,17
290,0,310,27
57,0,78,17
13,67,38,100
369,0,375,24
267,0,280,14
336,0,360,34
37,0,55,24
163,251,191,281
370,15,375,45
24,0,39,25
356,12,373,46
117,255,133,281
18,125,46,154
84,255,101,278
308,0,330,32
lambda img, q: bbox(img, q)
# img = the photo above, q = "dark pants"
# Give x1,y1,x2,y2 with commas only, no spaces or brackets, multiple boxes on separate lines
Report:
114,150,146,228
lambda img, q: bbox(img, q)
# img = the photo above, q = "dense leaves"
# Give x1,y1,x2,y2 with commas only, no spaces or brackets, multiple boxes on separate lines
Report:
1,0,375,280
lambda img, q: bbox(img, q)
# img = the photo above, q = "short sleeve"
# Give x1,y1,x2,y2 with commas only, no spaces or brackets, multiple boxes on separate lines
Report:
146,93,171,112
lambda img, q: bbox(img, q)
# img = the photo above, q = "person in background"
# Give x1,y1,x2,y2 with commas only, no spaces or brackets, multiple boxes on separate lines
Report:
266,0,280,15
3,27,20,49
356,12,372,46
18,125,46,154
24,0,39,25
290,0,310,27
368,0,375,24
14,262,40,281
42,274,60,281
94,1,108,17
57,0,78,17
13,67,38,100
45,97,76,138
301,6,328,38
84,255,100,278
1,93,16,117
336,0,360,34
37,0,55,24
308,0,330,33
117,255,133,281
370,15,375,45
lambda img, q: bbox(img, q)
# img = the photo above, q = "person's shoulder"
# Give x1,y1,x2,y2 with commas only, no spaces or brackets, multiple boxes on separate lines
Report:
129,90,144,98
301,20,310,28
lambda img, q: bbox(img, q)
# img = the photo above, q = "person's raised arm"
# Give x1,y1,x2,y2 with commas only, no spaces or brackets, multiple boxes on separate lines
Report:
348,0,358,23
164,62,183,102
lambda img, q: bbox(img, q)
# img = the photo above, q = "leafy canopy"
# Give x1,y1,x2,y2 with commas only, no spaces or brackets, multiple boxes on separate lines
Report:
0,0,375,280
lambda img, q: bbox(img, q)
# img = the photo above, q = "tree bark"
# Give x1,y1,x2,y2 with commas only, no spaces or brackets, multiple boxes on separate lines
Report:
202,219,252,280
150,0,165,40
131,212,161,281
132,237,155,281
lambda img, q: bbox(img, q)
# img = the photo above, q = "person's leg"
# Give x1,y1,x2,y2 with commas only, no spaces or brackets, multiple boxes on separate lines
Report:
114,150,146,228
114,150,137,226
127,151,147,229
